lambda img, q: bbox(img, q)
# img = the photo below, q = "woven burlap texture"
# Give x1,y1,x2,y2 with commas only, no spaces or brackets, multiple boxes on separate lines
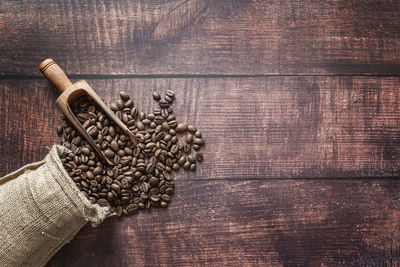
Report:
0,145,109,267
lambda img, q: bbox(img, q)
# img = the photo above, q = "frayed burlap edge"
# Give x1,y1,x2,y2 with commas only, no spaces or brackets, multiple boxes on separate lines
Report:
46,145,110,226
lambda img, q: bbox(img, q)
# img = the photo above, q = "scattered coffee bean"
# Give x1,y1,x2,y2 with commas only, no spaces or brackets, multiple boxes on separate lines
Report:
190,164,197,171
119,91,130,101
195,152,204,162
159,99,169,108
186,134,193,144
188,155,196,164
165,90,175,98
183,161,191,170
176,123,187,133
188,125,197,133
194,138,205,146
195,131,202,138
165,95,173,103
153,92,161,101
124,99,133,108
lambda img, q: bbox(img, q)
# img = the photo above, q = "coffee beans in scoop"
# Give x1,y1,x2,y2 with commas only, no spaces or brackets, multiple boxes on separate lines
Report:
57,91,205,217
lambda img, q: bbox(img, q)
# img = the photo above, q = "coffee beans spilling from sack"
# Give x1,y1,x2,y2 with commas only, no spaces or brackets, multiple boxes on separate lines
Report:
57,91,204,217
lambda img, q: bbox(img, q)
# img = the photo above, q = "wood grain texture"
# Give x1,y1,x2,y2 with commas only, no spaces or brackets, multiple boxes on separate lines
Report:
45,179,400,266
2,77,400,179
1,0,400,75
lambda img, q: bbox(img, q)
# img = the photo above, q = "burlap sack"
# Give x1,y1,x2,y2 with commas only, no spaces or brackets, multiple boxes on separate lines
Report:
0,145,110,267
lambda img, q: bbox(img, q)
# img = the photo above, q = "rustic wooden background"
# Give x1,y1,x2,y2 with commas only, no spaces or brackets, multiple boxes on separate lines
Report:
1,0,400,266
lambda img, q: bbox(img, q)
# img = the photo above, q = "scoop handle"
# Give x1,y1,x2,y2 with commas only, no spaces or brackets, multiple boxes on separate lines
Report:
39,59,73,94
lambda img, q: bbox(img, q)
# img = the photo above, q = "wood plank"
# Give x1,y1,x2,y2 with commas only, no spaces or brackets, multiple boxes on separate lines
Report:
1,0,400,75
46,179,400,266
1,77,400,179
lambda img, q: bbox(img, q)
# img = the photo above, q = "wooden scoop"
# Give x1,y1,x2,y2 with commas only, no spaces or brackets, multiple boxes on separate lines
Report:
39,59,137,165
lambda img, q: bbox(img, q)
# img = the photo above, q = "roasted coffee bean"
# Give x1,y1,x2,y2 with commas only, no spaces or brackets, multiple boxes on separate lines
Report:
178,156,186,166
109,126,116,137
159,99,169,108
166,114,175,121
184,144,191,153
93,166,102,176
124,99,133,108
183,161,191,170
87,125,98,136
137,121,145,131
150,195,160,202
190,164,197,171
120,157,130,165
195,130,202,138
110,103,119,111
195,152,204,162
188,155,196,164
131,107,138,118
81,180,89,189
161,108,169,119
81,147,91,156
165,187,174,195
117,99,124,110
97,198,109,207
142,119,151,125
165,90,175,98
126,204,138,214
111,184,121,194
193,144,200,150
146,163,155,173
175,123,187,133
154,115,163,124
168,120,178,128
119,91,130,101
188,125,197,133
149,177,158,187
163,171,172,181
165,95,173,103
139,112,146,121
105,149,115,159
186,134,193,144
86,171,95,180
153,92,161,101
162,121,170,131
161,194,171,202
170,145,178,154
194,138,205,146
111,140,119,151
172,163,180,171
153,108,161,115
107,192,114,201
122,113,129,124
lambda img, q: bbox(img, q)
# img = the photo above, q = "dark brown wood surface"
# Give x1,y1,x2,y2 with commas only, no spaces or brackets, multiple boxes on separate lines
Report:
1,0,400,75
1,0,400,266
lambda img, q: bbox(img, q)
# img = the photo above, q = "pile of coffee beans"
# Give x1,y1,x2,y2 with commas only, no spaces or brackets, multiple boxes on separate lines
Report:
57,90,204,217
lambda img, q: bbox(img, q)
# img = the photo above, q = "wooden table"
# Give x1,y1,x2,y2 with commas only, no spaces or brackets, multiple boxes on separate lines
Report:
1,1,400,266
